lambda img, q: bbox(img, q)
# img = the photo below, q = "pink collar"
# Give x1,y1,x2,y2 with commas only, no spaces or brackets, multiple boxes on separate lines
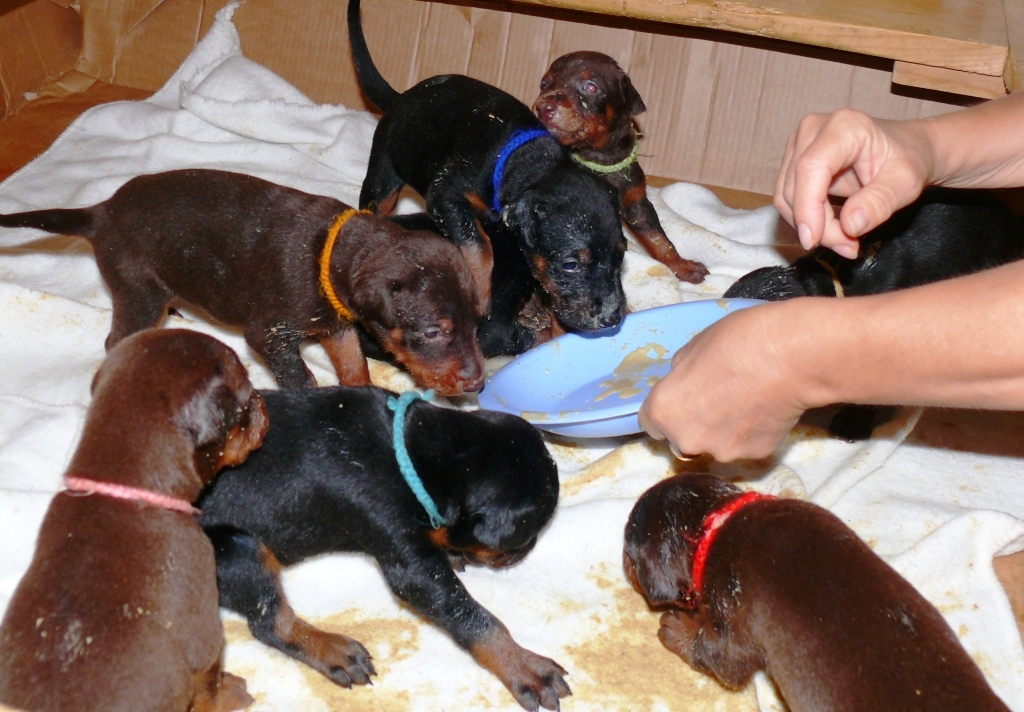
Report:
63,476,201,516
684,491,773,608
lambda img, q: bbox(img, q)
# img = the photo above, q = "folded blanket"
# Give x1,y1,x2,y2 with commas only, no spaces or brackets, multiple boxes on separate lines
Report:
1,5,1022,710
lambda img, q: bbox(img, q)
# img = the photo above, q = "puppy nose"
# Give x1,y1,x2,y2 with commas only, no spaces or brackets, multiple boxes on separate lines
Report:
598,311,622,329
459,364,485,392
536,98,557,122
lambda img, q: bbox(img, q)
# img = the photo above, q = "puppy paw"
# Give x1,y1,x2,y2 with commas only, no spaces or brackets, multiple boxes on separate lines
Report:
667,257,710,284
504,651,571,711
306,632,377,688
516,292,553,333
658,610,702,664
472,630,571,711
215,672,254,712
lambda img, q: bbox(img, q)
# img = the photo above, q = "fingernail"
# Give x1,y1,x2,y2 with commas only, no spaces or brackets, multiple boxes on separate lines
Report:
797,223,812,249
834,243,858,259
847,208,869,236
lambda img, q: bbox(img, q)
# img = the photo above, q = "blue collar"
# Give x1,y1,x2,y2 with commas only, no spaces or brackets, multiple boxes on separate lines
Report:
386,389,445,528
491,128,551,213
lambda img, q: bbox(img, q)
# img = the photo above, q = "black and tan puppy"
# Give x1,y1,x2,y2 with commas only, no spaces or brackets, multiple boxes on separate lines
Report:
199,386,569,711
534,52,708,285
623,473,1011,712
349,0,626,354
0,329,269,712
724,188,1024,439
0,168,490,395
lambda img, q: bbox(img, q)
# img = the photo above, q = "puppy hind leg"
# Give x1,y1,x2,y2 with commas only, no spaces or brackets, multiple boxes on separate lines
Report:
244,326,316,389
102,275,172,350
360,147,403,215
208,526,376,688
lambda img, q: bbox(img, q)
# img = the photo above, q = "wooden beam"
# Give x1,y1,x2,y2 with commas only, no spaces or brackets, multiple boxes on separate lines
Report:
1005,0,1024,92
893,61,1007,100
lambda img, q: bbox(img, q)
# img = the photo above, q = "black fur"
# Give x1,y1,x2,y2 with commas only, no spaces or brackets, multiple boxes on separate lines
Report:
725,189,1024,441
349,0,626,354
199,386,570,710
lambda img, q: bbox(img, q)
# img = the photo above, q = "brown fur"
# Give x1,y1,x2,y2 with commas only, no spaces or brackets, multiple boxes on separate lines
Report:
534,52,708,284
0,329,268,712
623,473,1012,712
0,169,491,395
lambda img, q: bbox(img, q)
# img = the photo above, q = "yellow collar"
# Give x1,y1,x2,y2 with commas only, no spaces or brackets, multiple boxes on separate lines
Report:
319,209,370,322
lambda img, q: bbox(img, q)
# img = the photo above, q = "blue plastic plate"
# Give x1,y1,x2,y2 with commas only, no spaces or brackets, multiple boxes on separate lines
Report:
478,298,763,437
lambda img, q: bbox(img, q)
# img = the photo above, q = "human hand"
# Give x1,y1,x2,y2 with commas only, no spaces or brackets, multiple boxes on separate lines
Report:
774,109,934,258
638,303,810,462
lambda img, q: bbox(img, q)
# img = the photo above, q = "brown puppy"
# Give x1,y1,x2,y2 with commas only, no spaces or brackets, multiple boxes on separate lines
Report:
534,52,708,284
0,329,269,712
0,168,490,395
623,473,1011,712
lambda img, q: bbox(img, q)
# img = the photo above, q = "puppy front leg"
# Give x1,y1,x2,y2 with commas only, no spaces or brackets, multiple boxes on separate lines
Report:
660,610,762,690
208,526,375,688
319,326,372,386
244,325,317,389
620,179,708,285
380,548,570,711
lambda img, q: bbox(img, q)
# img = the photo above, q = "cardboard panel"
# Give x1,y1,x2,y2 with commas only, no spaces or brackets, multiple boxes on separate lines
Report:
500,7,555,102
415,1,475,80
0,0,81,118
465,5,511,87
78,0,163,82
111,0,205,90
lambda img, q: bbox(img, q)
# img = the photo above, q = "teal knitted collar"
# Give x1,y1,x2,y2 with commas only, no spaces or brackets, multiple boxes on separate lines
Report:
387,389,445,528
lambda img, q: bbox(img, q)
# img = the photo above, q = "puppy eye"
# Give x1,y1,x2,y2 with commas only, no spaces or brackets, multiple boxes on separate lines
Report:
540,78,550,90
423,326,443,340
583,81,598,94
562,260,579,273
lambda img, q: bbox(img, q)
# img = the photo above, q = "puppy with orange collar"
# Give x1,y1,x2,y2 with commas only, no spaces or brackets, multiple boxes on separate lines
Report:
0,329,268,712
624,473,1011,712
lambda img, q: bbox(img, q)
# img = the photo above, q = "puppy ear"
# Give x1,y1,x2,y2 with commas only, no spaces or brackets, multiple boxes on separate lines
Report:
622,76,646,117
503,196,538,250
175,371,239,448
461,221,493,317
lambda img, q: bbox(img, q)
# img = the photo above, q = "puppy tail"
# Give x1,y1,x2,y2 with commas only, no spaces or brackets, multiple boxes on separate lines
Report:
347,0,399,112
0,207,96,239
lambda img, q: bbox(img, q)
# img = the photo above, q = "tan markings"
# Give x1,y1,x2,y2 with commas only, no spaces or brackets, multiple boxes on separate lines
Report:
372,190,400,217
469,624,524,680
464,192,489,213
319,327,371,386
622,182,647,209
462,224,493,314
427,527,450,549
605,104,616,124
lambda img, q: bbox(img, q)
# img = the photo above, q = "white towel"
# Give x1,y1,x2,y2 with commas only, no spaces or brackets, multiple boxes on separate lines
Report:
1,5,1022,710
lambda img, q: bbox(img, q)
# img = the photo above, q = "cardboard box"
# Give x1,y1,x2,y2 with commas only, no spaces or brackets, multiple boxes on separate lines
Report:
0,0,1000,195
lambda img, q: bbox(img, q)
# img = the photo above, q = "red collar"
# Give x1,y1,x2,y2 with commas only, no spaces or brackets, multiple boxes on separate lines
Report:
64,476,201,516
684,491,773,608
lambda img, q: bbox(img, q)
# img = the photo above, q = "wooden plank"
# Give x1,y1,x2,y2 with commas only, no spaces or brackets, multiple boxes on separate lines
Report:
1005,0,1024,92
893,60,1007,100
508,0,1009,76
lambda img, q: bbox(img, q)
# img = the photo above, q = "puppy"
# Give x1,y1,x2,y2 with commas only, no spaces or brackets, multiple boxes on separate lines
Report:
725,188,1024,440
349,0,626,355
199,385,568,711
534,52,708,285
623,473,1012,712
0,329,269,712
0,168,490,394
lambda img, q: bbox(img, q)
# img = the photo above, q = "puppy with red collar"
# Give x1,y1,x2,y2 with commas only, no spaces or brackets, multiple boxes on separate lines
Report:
534,52,708,285
0,329,268,712
624,473,1011,712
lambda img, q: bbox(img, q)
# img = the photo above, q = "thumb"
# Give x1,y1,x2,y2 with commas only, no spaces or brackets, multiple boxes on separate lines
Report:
839,168,922,237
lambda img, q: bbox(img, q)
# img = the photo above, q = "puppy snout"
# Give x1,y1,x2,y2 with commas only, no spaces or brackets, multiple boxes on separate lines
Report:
458,361,485,393
596,294,625,328
535,97,558,123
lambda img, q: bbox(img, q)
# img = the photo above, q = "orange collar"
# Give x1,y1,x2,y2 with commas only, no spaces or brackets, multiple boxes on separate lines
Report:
684,491,773,608
319,209,371,322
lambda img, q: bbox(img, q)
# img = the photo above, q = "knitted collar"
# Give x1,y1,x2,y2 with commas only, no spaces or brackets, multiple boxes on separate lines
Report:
386,390,445,528
570,127,641,175
683,491,774,608
491,128,552,213
320,209,371,322
64,475,201,516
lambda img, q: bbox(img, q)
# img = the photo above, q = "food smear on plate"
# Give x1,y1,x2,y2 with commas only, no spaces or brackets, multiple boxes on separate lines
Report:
594,343,669,402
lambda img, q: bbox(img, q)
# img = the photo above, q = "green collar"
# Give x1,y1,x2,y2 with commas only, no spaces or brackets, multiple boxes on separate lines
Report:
570,130,641,175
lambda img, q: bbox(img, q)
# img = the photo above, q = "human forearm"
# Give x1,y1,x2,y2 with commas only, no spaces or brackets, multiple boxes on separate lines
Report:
924,90,1024,190
796,260,1024,411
